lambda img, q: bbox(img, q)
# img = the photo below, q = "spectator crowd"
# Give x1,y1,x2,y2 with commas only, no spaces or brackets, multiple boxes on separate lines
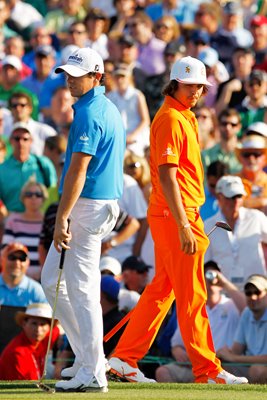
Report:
0,0,266,384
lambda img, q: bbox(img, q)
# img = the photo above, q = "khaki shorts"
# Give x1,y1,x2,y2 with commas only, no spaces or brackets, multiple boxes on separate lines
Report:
163,363,194,383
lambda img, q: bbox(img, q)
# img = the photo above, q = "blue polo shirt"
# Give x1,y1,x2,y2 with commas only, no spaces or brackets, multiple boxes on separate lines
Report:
234,307,267,356
60,86,126,200
0,275,47,307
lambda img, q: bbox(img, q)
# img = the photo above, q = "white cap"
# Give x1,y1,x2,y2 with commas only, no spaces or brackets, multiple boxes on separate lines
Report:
15,303,52,326
246,122,267,138
215,176,246,198
99,256,121,276
60,44,80,64
11,121,32,135
2,55,22,71
55,47,104,77
198,47,219,68
118,288,140,312
170,56,212,86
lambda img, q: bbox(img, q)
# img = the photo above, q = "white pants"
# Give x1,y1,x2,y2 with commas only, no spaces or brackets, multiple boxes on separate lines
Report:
41,198,119,387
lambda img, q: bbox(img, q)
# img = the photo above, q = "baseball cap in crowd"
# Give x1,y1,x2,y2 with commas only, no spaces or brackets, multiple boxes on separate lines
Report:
215,175,246,198
1,55,22,71
35,44,56,57
223,1,242,15
122,256,152,273
170,56,212,86
198,47,219,68
250,15,267,27
164,41,185,56
55,47,104,77
247,69,267,85
118,288,140,312
101,275,120,301
11,121,32,136
15,303,52,326
113,63,132,77
244,274,267,292
235,134,267,162
204,260,221,272
1,242,29,259
245,122,267,138
118,34,136,47
100,256,122,276
190,29,210,45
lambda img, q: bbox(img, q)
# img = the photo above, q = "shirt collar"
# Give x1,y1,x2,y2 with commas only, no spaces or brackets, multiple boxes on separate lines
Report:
73,86,105,110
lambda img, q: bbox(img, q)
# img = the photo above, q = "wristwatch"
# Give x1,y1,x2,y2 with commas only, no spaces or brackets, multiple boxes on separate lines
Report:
110,238,118,247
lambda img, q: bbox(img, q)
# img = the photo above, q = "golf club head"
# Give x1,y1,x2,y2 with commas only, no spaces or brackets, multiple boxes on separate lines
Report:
36,381,55,394
215,221,232,232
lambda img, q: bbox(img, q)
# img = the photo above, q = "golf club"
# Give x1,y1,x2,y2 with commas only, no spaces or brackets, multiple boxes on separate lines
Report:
37,222,70,393
104,220,232,344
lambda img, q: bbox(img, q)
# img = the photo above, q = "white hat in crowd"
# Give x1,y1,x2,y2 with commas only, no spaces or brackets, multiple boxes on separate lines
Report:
198,47,219,68
235,134,267,163
170,56,212,86
245,122,267,138
215,175,247,198
15,303,52,326
2,55,22,71
99,256,122,276
55,47,104,77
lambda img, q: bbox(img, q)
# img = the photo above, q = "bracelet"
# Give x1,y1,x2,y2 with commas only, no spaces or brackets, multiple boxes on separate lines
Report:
181,223,190,229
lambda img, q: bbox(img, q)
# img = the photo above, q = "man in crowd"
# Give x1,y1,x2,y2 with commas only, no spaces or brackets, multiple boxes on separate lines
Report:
218,274,267,383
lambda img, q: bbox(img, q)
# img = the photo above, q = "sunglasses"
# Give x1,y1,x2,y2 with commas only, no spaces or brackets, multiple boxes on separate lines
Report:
156,24,173,29
128,22,139,28
69,30,86,34
24,191,43,198
196,114,210,119
219,121,239,127
249,81,262,88
245,290,262,297
241,152,264,159
126,162,141,169
227,194,243,200
8,253,27,262
12,136,31,142
10,103,28,108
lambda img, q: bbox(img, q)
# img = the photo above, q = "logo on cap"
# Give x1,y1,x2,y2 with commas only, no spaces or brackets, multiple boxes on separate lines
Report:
185,66,191,74
69,54,83,64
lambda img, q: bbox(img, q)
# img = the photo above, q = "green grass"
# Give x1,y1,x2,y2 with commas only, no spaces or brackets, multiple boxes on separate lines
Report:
0,381,267,400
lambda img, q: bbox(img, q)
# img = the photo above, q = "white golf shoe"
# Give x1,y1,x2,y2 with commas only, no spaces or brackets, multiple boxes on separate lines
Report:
196,369,248,384
55,376,108,392
108,357,156,383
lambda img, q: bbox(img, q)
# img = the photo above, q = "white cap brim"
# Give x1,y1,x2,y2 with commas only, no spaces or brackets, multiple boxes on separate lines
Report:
55,64,90,77
176,78,213,87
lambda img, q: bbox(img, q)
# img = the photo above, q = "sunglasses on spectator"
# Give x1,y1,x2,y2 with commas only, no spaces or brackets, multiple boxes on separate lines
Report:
128,22,140,28
12,136,31,142
69,29,86,34
8,253,27,262
24,191,43,198
249,81,262,87
196,114,211,119
219,121,239,127
126,162,141,169
241,152,264,159
10,103,29,108
156,24,173,29
245,289,262,297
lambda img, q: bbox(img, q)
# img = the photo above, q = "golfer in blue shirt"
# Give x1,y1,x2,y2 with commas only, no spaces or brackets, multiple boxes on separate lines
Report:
41,47,125,393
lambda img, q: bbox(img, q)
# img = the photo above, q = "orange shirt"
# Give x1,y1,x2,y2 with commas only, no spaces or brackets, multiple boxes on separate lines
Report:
149,95,205,209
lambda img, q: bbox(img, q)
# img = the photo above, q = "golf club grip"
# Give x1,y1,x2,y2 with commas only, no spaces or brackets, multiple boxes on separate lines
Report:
59,219,70,269
59,248,66,269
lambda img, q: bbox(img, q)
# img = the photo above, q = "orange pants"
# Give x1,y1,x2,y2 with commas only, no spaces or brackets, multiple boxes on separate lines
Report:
112,205,222,379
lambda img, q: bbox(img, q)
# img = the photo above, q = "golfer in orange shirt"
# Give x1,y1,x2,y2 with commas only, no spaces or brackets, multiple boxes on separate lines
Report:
109,57,248,384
